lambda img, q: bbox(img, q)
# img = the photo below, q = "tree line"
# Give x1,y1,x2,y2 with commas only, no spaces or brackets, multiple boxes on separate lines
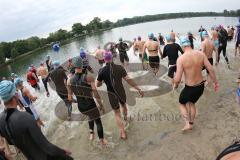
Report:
0,10,239,64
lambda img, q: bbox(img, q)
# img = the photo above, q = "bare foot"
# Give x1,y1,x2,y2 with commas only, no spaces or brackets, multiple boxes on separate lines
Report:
100,139,108,145
181,124,192,132
120,131,127,140
89,133,95,141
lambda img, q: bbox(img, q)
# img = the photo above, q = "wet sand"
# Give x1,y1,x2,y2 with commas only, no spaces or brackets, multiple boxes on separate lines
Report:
13,42,240,160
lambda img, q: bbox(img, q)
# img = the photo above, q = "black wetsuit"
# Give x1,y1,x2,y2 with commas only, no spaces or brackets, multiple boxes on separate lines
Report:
70,73,104,139
0,108,73,160
218,28,229,64
46,60,52,72
188,33,194,49
158,36,165,45
116,42,129,63
97,63,127,110
198,27,206,41
216,141,240,160
163,43,184,78
48,66,72,116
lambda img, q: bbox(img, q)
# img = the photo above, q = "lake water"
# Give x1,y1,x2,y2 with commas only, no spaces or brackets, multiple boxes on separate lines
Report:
0,16,238,77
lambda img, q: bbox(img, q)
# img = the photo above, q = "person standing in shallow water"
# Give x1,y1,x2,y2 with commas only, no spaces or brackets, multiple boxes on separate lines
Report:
174,37,219,132
200,31,218,87
67,57,107,145
47,61,73,120
0,80,73,160
217,25,230,68
115,38,129,66
37,62,50,97
96,51,144,139
143,33,163,75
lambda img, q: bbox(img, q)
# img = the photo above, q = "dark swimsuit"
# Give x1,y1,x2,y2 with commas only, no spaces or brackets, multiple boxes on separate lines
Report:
216,141,240,160
148,49,159,69
179,81,205,105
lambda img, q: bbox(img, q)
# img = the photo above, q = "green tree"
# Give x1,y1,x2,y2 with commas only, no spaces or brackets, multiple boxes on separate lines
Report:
72,23,85,35
102,20,113,29
10,48,19,58
86,17,103,33
0,42,12,58
27,36,41,51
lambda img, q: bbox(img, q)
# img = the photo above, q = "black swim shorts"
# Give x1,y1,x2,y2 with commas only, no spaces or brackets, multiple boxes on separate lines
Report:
168,65,176,79
179,81,205,104
108,91,126,110
149,56,160,69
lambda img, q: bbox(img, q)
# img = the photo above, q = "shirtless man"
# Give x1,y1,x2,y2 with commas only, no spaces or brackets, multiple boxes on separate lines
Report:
174,37,218,131
170,30,176,42
95,46,105,66
211,27,219,50
201,31,218,86
143,33,163,75
133,36,148,69
37,63,50,97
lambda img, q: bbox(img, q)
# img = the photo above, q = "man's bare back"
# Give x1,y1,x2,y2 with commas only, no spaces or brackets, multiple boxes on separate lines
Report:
201,38,216,58
134,40,145,54
177,50,205,86
144,40,160,56
37,66,48,79
211,30,218,41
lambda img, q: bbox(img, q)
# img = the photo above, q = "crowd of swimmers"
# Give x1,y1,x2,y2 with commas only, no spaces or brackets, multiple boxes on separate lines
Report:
0,21,240,159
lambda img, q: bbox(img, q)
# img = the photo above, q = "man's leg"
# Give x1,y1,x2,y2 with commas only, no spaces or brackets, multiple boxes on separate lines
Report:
120,103,128,121
217,46,222,63
114,109,127,139
222,45,229,65
42,78,49,96
179,103,191,131
188,103,196,128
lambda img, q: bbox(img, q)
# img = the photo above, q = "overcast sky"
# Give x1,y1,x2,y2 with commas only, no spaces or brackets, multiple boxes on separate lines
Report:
0,0,238,42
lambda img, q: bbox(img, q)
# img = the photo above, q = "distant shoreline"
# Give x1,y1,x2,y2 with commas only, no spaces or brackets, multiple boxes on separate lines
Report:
0,14,238,69
0,27,112,68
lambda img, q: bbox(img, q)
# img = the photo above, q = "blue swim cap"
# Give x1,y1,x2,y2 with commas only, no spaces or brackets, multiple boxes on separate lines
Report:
53,60,60,67
0,80,16,102
80,47,84,52
80,51,86,58
14,78,23,87
180,37,191,47
148,33,154,39
202,31,208,37
165,35,171,42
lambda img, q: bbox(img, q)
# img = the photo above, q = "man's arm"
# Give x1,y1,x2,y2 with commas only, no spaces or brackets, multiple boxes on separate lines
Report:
178,44,184,54
162,46,167,58
25,113,71,157
158,44,163,58
24,89,37,102
203,54,218,84
174,58,184,88
87,76,104,111
123,75,144,97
